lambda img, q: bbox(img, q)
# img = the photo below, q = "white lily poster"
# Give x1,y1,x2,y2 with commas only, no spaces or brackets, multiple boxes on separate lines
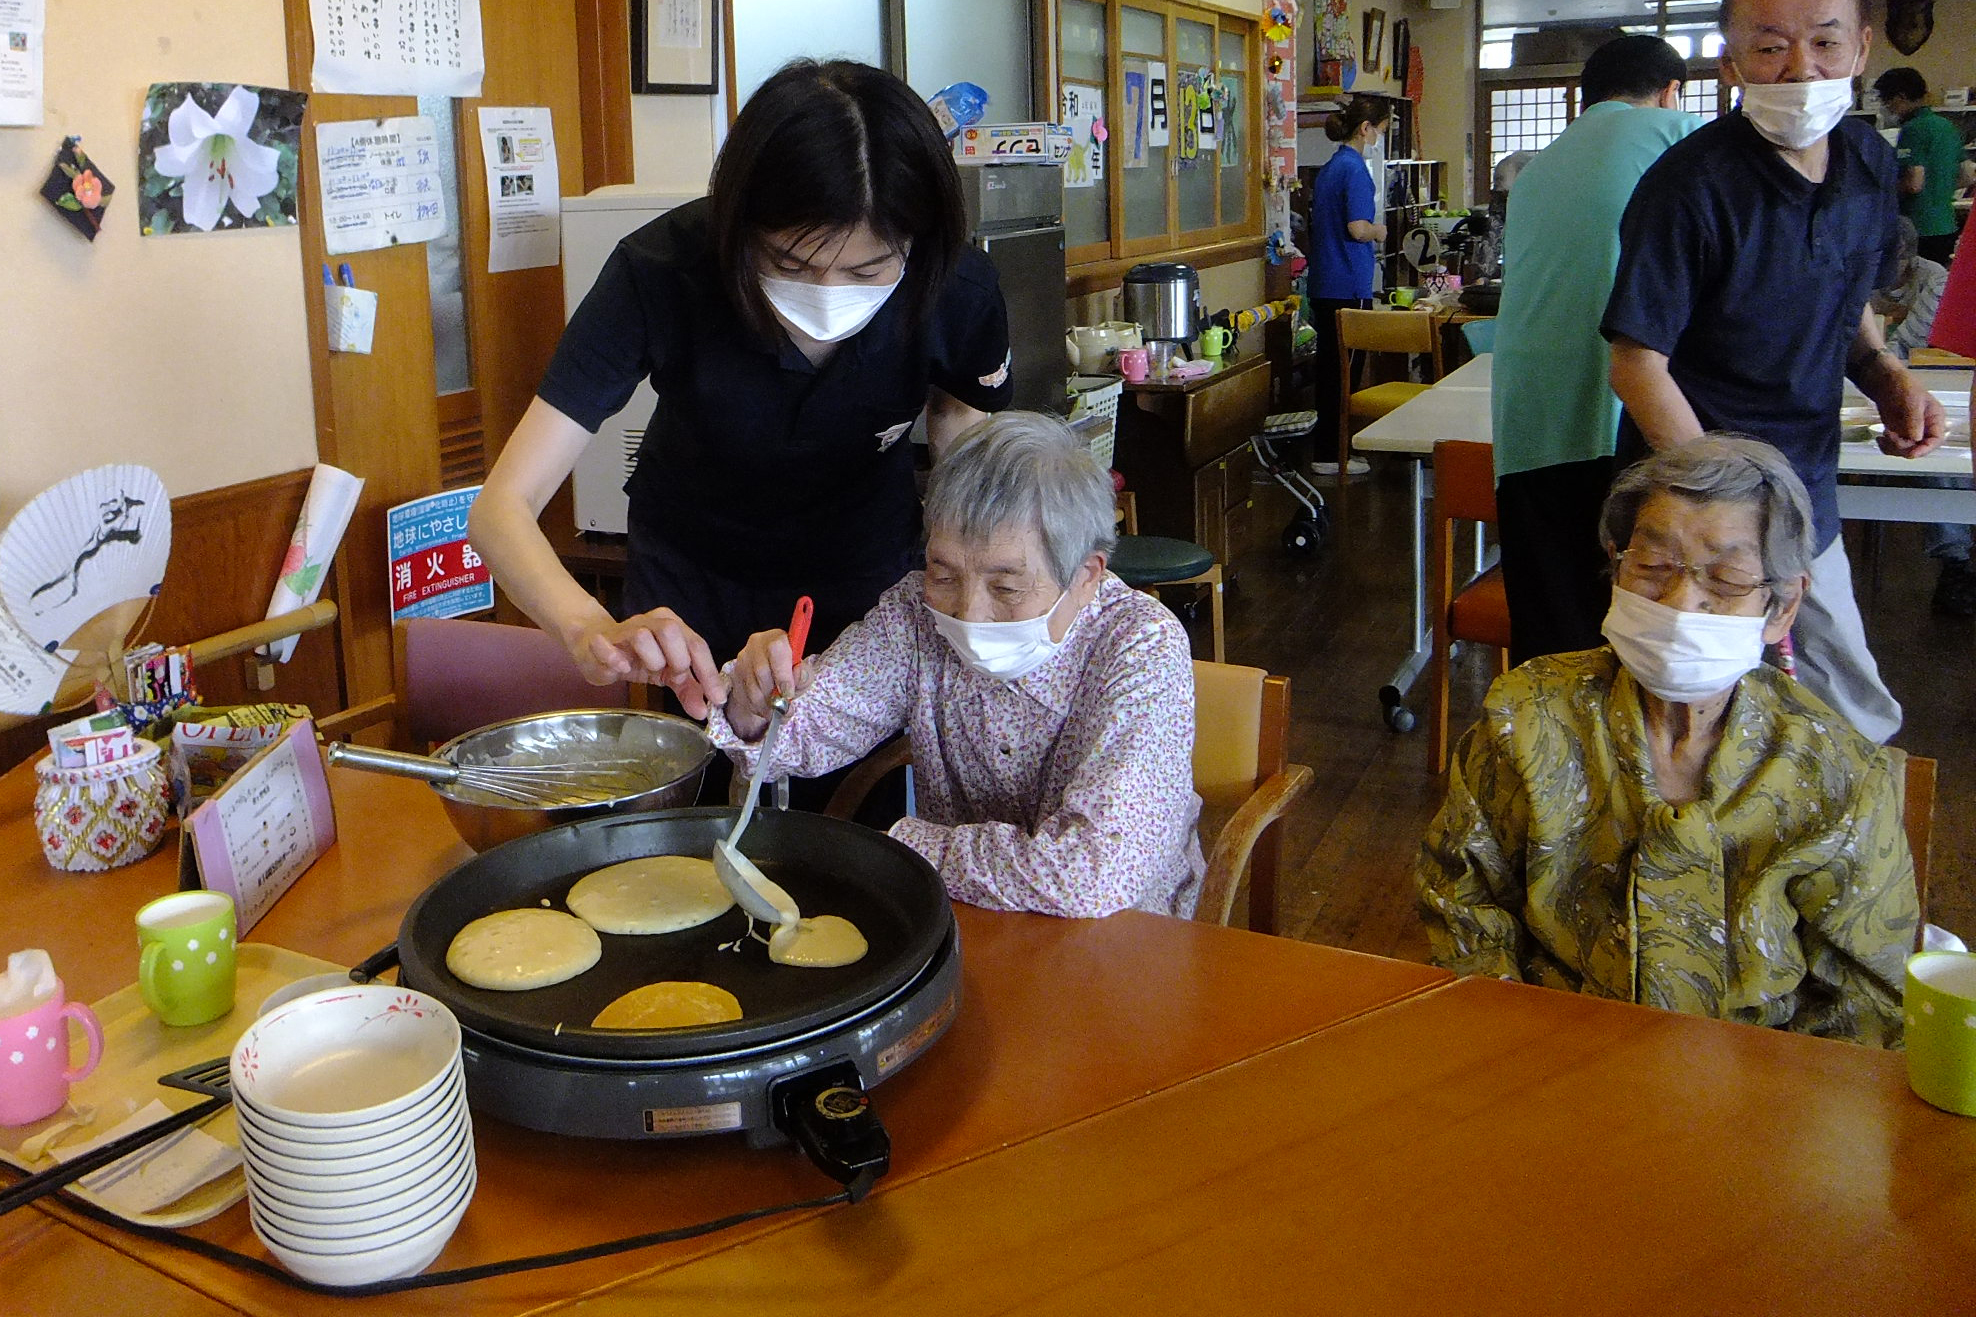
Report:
138,83,308,236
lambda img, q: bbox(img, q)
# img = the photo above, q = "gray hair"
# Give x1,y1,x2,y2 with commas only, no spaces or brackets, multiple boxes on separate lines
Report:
922,411,1118,589
1599,434,1815,619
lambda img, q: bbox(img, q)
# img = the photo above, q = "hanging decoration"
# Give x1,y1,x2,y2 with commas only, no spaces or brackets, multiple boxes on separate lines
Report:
1405,42,1424,106
1262,1,1302,267
1392,18,1412,95
1886,0,1933,55
1313,0,1356,96
39,136,115,242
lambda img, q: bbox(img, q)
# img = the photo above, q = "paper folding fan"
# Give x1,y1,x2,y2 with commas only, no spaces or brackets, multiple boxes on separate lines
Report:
39,137,115,242
0,465,172,705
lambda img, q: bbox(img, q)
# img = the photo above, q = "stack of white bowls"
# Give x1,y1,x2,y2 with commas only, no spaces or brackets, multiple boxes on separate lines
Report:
229,984,475,1287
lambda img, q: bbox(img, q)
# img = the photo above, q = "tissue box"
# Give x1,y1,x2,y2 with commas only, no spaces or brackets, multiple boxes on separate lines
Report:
953,123,1074,164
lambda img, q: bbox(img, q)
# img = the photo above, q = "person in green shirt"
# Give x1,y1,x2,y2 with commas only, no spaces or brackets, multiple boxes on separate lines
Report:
1491,35,1701,662
1874,67,1967,267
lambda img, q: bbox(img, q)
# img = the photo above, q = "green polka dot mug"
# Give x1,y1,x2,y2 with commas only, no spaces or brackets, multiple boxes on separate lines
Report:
1905,951,1976,1117
136,892,237,1028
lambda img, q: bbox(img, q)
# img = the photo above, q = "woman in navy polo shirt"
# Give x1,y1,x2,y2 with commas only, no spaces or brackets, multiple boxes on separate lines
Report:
469,61,1013,718
1306,97,1389,473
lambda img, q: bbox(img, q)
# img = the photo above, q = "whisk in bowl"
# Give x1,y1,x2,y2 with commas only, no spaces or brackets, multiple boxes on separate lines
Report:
326,742,666,808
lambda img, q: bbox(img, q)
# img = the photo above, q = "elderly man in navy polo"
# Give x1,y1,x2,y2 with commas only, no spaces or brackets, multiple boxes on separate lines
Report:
1602,0,1947,743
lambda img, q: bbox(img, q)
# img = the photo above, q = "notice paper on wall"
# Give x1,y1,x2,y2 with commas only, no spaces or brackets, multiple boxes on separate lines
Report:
308,0,484,98
0,0,45,127
477,106,559,272
180,720,337,936
388,486,492,622
316,116,447,255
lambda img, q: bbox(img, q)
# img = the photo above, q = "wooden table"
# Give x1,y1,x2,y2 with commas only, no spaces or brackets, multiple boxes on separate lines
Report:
0,761,1449,1314
603,977,1976,1314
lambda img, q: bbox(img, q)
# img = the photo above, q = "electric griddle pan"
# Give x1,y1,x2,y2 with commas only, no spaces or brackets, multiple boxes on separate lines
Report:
390,807,953,1063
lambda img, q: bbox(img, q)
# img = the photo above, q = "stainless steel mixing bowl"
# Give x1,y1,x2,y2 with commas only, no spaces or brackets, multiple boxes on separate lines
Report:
427,709,714,852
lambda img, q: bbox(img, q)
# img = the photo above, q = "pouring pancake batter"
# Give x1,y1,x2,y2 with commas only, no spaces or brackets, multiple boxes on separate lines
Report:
469,60,1014,715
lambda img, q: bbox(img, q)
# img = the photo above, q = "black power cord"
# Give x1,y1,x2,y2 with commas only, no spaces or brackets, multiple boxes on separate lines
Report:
15,1063,893,1297
48,1180,858,1298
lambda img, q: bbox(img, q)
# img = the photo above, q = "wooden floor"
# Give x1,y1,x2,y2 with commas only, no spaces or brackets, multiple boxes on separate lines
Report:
1206,456,1974,958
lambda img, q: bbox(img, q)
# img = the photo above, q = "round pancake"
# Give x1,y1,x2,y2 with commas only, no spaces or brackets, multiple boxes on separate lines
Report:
566,855,734,936
446,908,601,991
767,915,868,968
592,981,744,1030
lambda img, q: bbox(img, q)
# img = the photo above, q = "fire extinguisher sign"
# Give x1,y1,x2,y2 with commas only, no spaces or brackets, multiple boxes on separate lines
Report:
387,486,494,622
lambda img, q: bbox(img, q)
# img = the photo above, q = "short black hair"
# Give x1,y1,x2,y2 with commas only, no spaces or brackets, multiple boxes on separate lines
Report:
1874,66,1928,103
1581,35,1687,106
709,60,966,345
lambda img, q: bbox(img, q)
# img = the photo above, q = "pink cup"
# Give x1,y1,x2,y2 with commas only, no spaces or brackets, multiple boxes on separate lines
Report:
0,980,104,1126
1117,347,1150,383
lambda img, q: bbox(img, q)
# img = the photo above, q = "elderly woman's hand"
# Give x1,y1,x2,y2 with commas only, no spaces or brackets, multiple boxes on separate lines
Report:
563,608,725,718
726,628,812,742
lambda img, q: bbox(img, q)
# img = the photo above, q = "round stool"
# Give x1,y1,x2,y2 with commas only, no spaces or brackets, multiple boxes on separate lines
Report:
1108,535,1224,662
1109,535,1215,588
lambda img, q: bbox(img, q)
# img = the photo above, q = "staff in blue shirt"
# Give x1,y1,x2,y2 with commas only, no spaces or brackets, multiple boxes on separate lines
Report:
1492,35,1699,663
1307,97,1389,474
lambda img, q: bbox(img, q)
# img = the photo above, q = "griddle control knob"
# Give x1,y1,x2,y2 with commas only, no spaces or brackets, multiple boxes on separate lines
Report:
772,1062,890,1201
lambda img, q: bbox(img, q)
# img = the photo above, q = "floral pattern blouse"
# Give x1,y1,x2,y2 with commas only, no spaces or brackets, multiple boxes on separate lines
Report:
709,573,1204,919
1416,648,1916,1047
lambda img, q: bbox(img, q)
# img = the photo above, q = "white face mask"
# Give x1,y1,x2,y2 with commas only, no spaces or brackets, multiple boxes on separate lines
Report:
1603,586,1769,705
926,590,1074,683
759,274,901,343
1733,63,1860,150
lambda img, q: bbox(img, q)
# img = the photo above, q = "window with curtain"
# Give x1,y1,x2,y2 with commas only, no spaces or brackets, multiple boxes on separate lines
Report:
1058,0,1262,271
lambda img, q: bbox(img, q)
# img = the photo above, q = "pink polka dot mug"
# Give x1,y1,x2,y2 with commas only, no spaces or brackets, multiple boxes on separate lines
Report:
0,979,104,1127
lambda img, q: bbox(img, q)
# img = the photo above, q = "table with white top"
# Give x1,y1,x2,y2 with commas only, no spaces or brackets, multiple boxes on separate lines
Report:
1351,354,1976,731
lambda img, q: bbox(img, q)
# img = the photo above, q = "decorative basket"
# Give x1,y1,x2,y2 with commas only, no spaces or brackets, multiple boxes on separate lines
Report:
34,739,171,872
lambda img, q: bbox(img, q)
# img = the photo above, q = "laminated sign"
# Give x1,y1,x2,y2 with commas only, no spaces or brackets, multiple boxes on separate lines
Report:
387,486,492,622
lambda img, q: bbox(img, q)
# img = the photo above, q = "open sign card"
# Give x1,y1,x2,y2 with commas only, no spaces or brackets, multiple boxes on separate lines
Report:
178,719,337,934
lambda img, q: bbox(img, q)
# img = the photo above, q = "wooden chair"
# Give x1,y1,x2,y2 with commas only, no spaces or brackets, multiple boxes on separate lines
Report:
1110,490,1226,663
1428,440,1511,773
822,662,1311,934
1886,747,1939,953
316,618,631,749
1335,307,1445,480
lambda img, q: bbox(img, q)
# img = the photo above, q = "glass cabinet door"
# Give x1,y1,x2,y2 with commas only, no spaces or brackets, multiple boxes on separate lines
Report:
1217,27,1247,228
1174,16,1215,234
1120,6,1169,243
1060,0,1110,251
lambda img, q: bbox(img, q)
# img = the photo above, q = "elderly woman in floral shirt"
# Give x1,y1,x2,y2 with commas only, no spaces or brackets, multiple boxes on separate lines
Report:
710,411,1203,918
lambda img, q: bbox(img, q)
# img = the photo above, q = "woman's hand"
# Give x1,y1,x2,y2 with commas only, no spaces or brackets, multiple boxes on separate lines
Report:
564,608,725,718
724,628,811,741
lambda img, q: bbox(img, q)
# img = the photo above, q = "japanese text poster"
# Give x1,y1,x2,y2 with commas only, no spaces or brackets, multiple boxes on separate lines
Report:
317,116,447,254
0,0,43,127
387,487,491,622
309,0,484,97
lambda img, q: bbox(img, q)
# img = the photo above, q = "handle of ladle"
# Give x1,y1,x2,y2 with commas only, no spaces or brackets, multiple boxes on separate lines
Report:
785,596,814,673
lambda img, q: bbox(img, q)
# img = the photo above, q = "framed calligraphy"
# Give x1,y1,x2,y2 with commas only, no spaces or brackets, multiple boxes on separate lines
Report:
633,0,720,95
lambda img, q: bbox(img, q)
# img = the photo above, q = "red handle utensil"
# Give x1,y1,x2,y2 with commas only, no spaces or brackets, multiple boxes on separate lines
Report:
786,595,814,669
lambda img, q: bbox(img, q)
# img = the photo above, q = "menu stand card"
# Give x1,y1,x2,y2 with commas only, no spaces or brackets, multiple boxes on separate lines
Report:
177,720,337,935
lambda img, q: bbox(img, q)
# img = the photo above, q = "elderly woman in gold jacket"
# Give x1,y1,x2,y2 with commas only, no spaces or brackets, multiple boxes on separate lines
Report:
1417,436,1917,1047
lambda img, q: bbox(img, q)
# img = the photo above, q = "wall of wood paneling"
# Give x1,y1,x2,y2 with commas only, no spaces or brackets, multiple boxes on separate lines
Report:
0,470,345,772
281,1,442,709
575,0,637,193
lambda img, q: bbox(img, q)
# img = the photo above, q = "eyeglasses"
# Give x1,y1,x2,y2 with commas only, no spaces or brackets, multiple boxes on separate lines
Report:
1614,550,1772,600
